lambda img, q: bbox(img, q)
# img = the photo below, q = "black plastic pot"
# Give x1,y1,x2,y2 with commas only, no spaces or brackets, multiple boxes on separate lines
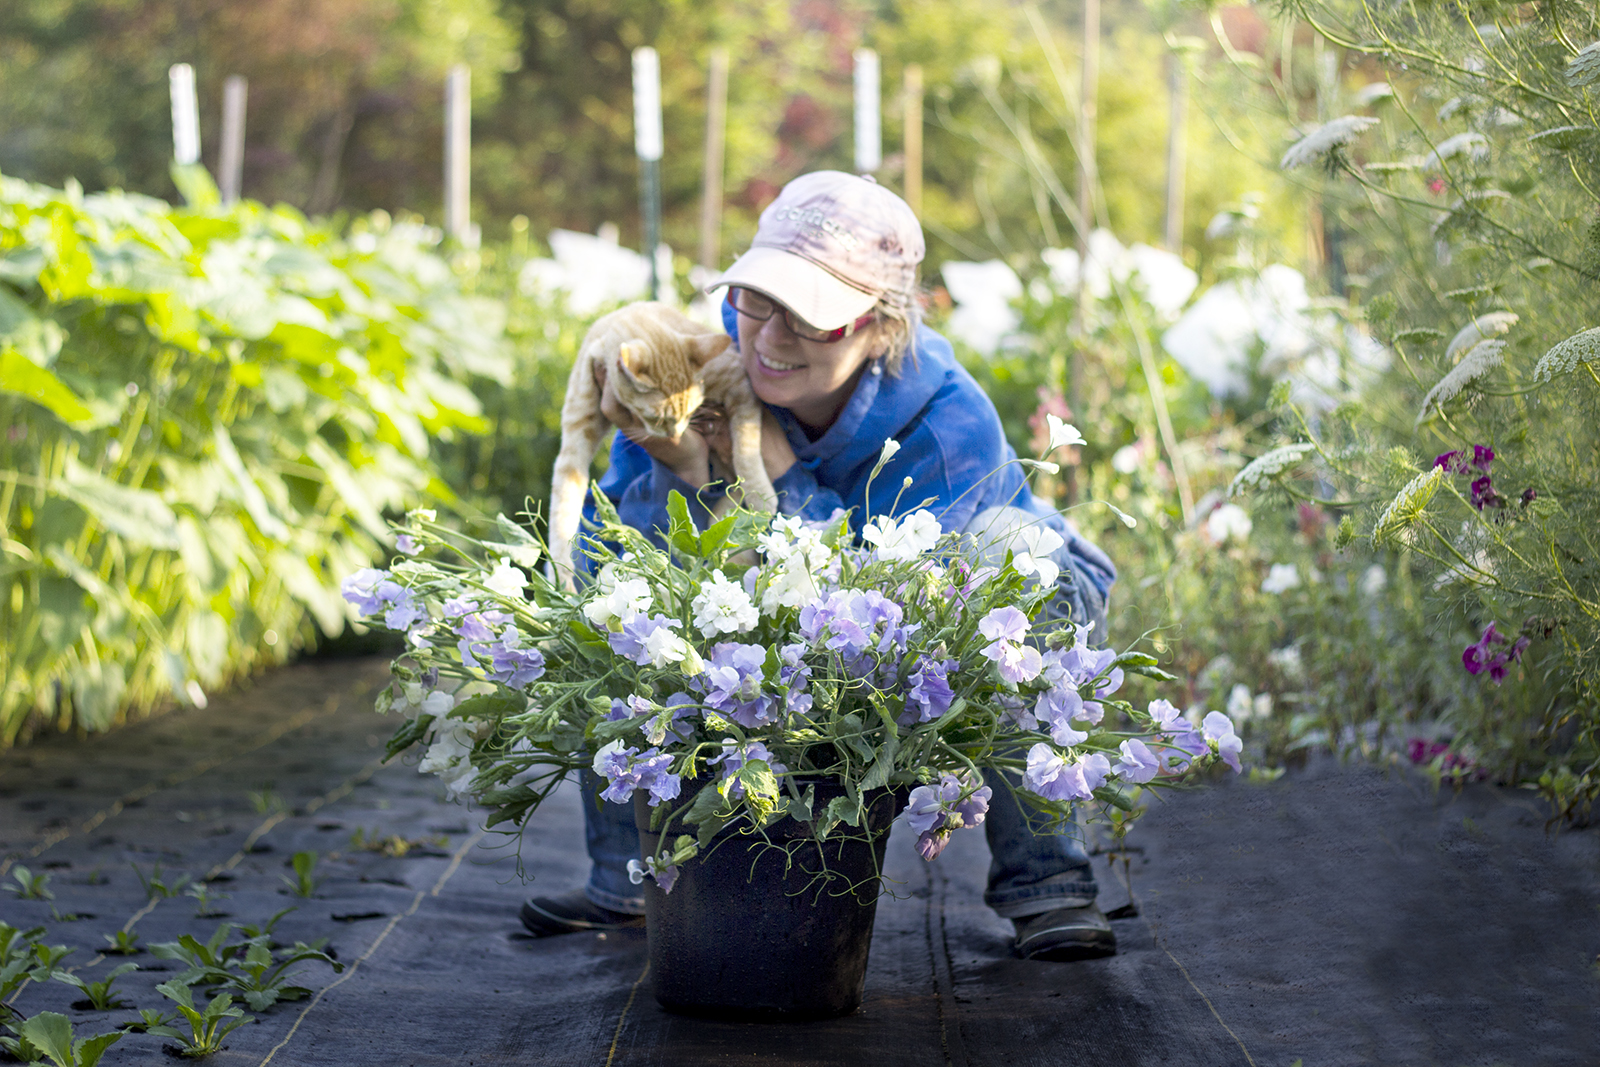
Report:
633,780,902,1021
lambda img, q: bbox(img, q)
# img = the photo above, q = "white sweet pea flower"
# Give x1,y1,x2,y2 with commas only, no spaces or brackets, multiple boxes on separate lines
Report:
1261,563,1301,595
878,438,902,464
760,560,821,614
418,717,478,799
484,557,529,598
1008,524,1065,588
1045,414,1087,453
692,569,759,637
583,564,653,626
420,689,456,718
862,509,942,563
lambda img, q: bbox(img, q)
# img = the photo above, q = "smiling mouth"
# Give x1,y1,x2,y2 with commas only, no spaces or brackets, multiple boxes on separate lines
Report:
757,351,805,372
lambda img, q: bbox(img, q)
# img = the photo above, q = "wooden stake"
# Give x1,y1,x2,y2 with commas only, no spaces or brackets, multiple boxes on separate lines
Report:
903,64,923,215
444,64,471,243
700,48,729,272
1071,0,1099,424
219,76,247,205
853,49,881,174
168,63,200,166
1164,52,1187,252
633,47,664,298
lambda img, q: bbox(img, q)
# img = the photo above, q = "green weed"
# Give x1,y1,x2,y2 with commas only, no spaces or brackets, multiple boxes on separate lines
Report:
3,866,54,900
53,963,138,1010
281,852,320,898
148,982,251,1058
1,1011,121,1067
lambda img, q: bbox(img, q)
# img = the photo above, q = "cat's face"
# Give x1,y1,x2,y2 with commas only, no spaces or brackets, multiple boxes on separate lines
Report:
613,339,709,442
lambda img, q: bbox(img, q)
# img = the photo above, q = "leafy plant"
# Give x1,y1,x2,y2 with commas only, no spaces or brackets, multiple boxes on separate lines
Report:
280,852,320,898
185,883,231,918
1,940,72,1008
53,963,138,1011
1,1012,121,1067
215,941,342,1011
3,866,54,900
148,982,251,1058
150,924,239,986
100,929,141,956
130,862,189,901
0,922,43,966
0,173,510,743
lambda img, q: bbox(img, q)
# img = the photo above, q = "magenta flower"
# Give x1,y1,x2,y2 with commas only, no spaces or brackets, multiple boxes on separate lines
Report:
1462,623,1529,684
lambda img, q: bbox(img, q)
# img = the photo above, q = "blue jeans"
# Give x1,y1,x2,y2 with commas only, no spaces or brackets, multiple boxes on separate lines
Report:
577,505,1112,918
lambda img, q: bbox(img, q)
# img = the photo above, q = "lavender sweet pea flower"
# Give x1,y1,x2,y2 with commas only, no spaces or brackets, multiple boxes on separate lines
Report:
488,637,546,688
632,749,682,805
1023,744,1091,802
901,657,957,725
396,534,422,556
592,740,681,805
1078,752,1112,793
978,606,1030,644
903,784,948,834
609,613,691,668
383,586,427,631
341,568,391,615
1115,739,1161,784
701,642,776,727
982,641,1044,685
1034,684,1087,746
1202,711,1243,773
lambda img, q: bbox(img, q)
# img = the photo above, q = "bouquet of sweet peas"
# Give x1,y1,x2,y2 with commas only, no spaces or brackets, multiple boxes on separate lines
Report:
343,437,1242,891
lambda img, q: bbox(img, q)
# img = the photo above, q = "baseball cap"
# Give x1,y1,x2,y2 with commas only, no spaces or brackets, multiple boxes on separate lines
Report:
706,171,925,331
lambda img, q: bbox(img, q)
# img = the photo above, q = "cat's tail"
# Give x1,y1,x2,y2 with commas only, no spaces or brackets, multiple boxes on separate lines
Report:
547,456,591,592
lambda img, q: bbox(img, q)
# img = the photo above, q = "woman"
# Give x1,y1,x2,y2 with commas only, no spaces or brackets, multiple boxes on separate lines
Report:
521,171,1120,961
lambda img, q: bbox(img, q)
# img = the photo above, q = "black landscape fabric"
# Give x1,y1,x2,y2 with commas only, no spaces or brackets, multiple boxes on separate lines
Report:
1,659,1595,1066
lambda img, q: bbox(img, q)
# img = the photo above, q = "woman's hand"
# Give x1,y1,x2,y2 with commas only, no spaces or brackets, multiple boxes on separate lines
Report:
595,362,712,487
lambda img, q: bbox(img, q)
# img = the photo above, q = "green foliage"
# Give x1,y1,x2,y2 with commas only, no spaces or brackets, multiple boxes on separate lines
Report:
1245,0,1600,820
148,982,251,1058
0,1012,121,1067
52,962,138,1010
211,940,342,1011
150,923,239,985
3,865,53,900
234,907,296,942
0,171,509,743
184,882,231,918
130,863,189,901
281,852,320,898
99,929,140,956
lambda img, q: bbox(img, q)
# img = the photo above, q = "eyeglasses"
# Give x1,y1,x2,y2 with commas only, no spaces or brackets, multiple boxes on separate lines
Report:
727,287,876,344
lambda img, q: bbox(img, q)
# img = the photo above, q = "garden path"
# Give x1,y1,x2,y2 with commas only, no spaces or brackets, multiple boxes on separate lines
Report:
2,658,1596,1066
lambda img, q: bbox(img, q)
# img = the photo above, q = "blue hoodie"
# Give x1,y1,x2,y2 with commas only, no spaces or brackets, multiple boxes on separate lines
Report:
583,307,1116,609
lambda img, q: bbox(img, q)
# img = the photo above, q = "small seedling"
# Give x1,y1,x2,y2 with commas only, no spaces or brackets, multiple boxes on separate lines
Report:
1,1011,122,1067
247,787,287,815
54,963,139,1011
149,981,251,1057
118,1008,176,1034
218,941,343,1010
185,883,231,918
235,907,297,942
101,929,142,956
4,865,54,901
130,862,190,901
349,828,448,858
281,852,320,898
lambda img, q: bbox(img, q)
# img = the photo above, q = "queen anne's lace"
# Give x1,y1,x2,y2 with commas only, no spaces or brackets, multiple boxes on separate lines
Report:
1229,443,1316,496
1565,40,1600,87
1417,339,1504,423
1279,115,1380,170
1533,326,1600,382
1374,467,1444,547
1444,312,1518,363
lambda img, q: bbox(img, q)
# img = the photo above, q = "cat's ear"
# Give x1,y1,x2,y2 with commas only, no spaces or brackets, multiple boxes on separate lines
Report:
689,332,733,366
616,340,650,384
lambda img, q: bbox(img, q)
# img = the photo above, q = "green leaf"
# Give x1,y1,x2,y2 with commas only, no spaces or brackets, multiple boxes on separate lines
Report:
0,348,93,425
664,491,701,556
55,459,181,550
170,163,221,209
75,1031,122,1067
451,693,522,721
699,514,736,557
16,1011,75,1067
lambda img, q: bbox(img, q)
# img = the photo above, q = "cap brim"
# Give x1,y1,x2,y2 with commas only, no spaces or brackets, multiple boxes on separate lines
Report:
705,246,878,331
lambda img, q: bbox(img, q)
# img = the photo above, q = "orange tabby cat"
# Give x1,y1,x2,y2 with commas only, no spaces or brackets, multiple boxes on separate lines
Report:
548,302,776,589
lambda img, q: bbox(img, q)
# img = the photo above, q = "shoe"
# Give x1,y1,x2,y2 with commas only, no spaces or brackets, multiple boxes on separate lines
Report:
519,889,646,936
1013,904,1118,961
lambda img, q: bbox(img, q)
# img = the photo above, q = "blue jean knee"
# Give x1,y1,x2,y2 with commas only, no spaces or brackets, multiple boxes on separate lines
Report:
578,769,647,914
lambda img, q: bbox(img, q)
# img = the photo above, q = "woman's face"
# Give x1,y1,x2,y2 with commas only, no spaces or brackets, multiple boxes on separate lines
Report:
736,306,882,432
